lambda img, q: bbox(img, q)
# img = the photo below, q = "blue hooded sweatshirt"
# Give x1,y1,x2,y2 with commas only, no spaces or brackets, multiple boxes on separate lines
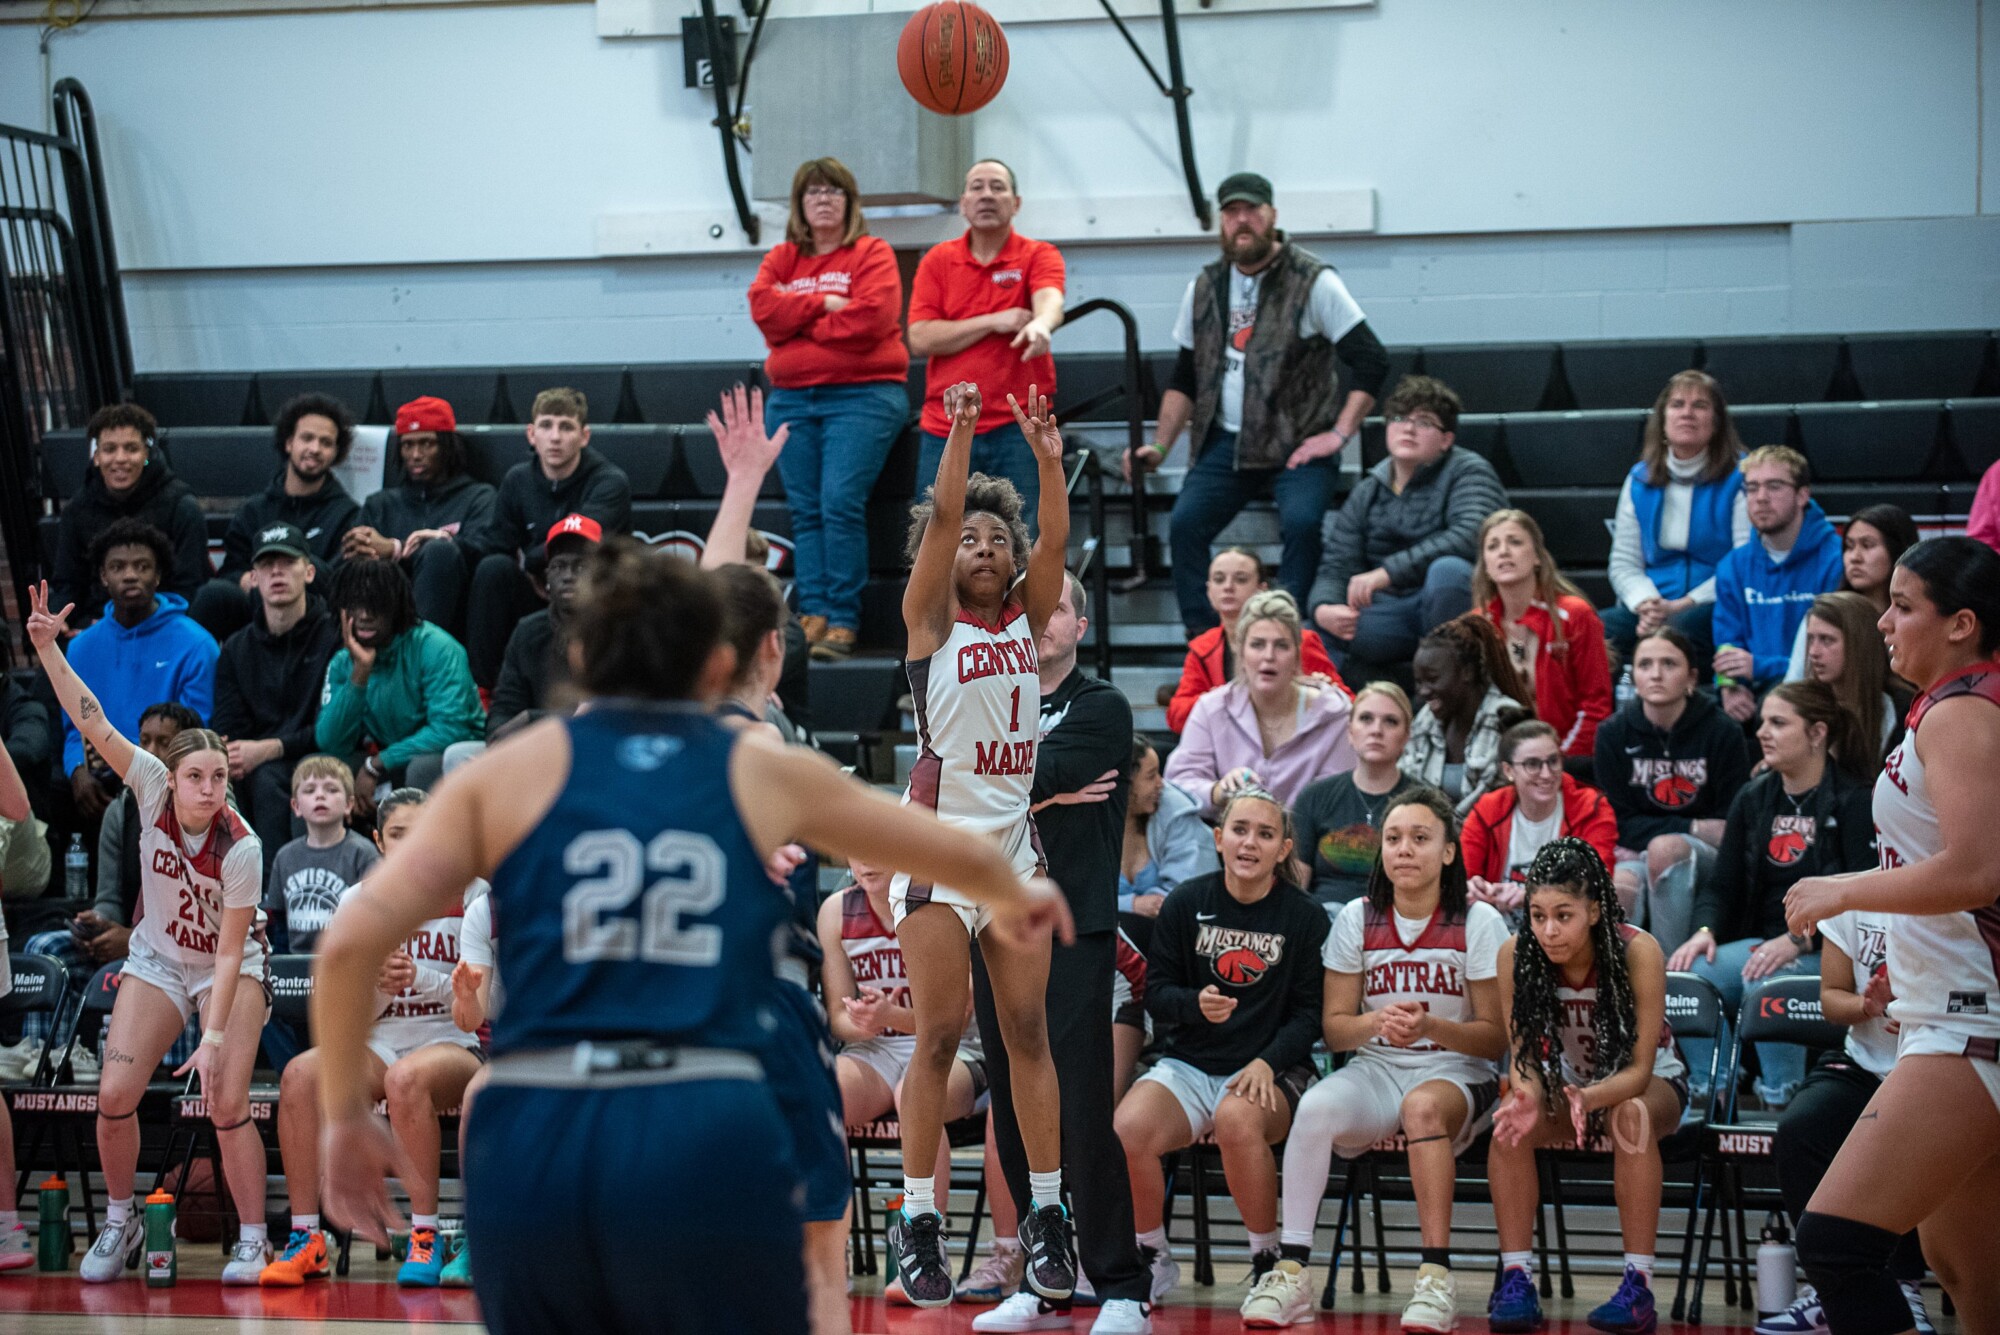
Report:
1710,502,1844,689
61,593,220,774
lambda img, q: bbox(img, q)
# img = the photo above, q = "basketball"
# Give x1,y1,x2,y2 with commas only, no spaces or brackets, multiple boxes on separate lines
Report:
897,0,1010,116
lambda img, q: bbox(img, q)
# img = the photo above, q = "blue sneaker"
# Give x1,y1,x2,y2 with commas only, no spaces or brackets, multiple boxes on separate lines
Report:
397,1227,448,1288
1488,1266,1545,1332
1588,1266,1657,1334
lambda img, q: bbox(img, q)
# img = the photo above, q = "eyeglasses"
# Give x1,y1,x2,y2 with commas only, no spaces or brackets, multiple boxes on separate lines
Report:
1740,480,1799,497
1387,414,1445,432
1509,756,1563,774
802,185,846,200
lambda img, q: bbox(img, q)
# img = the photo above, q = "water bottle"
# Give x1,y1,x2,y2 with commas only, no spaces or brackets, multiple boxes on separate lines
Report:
64,834,89,901
143,1190,177,1287
1756,1212,1796,1316
36,1177,70,1271
1614,663,1636,709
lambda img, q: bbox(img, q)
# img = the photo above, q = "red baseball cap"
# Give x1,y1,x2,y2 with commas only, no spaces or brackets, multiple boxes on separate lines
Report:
545,513,603,552
395,396,457,436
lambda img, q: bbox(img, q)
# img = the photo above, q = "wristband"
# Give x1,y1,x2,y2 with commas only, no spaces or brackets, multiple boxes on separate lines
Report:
201,1029,226,1049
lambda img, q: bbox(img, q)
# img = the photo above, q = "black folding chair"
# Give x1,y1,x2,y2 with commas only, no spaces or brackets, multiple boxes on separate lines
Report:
3,956,70,1201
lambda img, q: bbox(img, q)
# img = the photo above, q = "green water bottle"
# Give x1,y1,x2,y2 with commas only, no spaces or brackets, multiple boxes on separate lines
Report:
36,1177,70,1271
143,1190,176,1287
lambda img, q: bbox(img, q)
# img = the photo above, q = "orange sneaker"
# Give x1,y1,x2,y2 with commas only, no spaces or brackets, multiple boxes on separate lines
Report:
259,1228,330,1286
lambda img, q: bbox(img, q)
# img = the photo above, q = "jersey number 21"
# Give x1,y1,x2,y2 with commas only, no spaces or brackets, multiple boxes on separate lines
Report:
562,829,726,965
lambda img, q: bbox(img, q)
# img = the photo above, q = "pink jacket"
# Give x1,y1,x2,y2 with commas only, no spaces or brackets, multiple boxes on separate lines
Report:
1970,460,2000,555
1165,681,1358,816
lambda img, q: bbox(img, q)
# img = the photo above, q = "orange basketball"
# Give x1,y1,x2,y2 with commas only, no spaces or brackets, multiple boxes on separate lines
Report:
897,1,1010,116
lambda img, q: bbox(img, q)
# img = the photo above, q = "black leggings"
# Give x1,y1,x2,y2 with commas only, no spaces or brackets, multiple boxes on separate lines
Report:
1774,1052,1924,1282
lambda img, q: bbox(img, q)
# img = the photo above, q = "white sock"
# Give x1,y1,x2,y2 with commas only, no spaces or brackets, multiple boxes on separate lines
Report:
1624,1253,1654,1280
105,1197,134,1227
902,1177,937,1220
1502,1250,1534,1276
411,1213,440,1232
292,1213,320,1234
1136,1226,1168,1252
1280,1228,1315,1250
0,1211,16,1230
1028,1169,1063,1209
239,1222,268,1245
1248,1229,1281,1257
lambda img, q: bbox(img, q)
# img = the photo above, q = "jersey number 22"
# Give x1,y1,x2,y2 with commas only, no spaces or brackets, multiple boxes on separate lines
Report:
562,829,725,965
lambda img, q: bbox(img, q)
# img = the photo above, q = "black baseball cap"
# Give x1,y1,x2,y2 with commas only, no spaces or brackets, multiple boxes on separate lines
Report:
252,522,310,562
1217,172,1274,208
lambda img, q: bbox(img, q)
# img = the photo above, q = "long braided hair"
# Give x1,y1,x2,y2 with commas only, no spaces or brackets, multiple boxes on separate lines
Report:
1510,837,1638,1128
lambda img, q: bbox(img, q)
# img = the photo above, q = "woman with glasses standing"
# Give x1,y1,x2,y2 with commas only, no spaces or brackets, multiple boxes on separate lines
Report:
749,158,910,661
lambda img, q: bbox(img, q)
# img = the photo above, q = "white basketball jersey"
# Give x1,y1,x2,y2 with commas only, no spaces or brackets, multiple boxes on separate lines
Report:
1325,898,1505,1080
1556,924,1687,1084
840,886,910,1034
1875,667,2000,1051
127,749,264,967
905,607,1039,840
372,882,485,1050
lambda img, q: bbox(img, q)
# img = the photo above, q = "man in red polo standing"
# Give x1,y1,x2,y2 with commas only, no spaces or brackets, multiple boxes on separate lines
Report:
907,159,1066,531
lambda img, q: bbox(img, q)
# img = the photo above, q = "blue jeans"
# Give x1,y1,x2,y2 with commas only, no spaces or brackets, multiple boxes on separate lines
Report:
1325,556,1476,676
1604,599,1716,677
1169,428,1341,635
917,421,1042,539
767,382,908,631
1682,936,1822,1109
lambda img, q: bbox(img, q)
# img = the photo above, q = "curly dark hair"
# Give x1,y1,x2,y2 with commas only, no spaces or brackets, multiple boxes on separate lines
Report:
327,557,419,641
1363,784,1468,916
273,392,356,465
1419,612,1536,712
85,402,157,446
89,519,175,580
904,472,1031,571
139,701,204,733
1510,837,1636,1134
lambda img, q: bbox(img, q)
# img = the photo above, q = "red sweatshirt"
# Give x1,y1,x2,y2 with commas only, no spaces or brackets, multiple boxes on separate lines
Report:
1483,594,1614,757
748,235,910,389
1165,626,1345,734
1459,774,1619,884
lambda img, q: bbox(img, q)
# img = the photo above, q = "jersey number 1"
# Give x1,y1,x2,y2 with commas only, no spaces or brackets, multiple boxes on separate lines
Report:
1009,686,1021,732
562,829,725,965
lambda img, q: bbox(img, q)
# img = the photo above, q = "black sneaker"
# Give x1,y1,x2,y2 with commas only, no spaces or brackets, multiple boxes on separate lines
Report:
1018,1202,1077,1300
887,1210,954,1308
1249,1248,1280,1285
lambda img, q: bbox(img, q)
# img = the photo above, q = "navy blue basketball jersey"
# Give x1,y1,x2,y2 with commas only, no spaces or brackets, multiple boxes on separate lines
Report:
485,704,788,1057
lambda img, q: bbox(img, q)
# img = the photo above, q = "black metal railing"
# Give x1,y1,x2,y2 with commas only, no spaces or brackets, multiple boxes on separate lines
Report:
1055,297,1159,591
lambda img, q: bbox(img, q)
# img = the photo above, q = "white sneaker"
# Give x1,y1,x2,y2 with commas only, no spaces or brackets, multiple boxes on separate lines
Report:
68,1048,100,1085
79,1216,144,1283
0,1038,37,1082
1141,1244,1179,1303
1901,1281,1936,1335
1090,1298,1154,1333
0,1223,32,1271
959,1243,1027,1303
1241,1259,1314,1327
1400,1264,1457,1334
971,1290,1072,1331
1754,1285,1827,1334
220,1236,272,1285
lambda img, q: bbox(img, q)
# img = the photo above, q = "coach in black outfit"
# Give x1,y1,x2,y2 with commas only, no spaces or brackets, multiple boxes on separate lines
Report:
972,571,1152,1321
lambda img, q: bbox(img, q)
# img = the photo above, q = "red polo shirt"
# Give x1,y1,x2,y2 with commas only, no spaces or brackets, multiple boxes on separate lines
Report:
908,229,1065,436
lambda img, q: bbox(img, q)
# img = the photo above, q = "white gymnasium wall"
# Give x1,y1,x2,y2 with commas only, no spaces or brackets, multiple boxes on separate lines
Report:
0,0,1996,371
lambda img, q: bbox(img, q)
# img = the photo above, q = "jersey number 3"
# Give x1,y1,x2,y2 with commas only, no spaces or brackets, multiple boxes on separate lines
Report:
562,829,725,965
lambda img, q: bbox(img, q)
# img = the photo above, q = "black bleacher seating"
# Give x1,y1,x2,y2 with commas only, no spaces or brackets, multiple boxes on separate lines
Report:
157,427,271,501
1503,410,1648,488
1446,414,1504,473
807,659,905,734
249,372,381,426
576,425,678,499
1698,337,1841,406
1793,401,1942,482
1417,344,1559,413
1556,340,1702,410
681,424,785,500
1951,398,2000,475
132,372,255,428
663,500,792,547
1845,332,1995,402
870,427,921,505
42,430,90,498
1814,481,1975,525
378,368,507,425
1728,404,1796,450
1510,488,1616,568
1379,345,1419,402
500,367,631,424
455,427,527,489
628,363,763,428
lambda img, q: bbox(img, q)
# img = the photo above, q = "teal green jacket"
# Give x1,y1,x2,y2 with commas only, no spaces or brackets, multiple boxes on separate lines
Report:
316,621,484,771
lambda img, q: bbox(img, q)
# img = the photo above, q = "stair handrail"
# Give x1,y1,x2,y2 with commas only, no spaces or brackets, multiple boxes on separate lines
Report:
1055,296,1157,591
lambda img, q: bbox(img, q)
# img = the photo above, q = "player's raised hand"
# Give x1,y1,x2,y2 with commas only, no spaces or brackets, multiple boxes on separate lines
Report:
25,581,73,652
942,381,982,430
1008,384,1063,464
707,384,788,480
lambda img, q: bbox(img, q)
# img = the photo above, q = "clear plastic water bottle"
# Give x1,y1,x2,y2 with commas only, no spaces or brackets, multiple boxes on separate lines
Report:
64,834,89,900
1756,1212,1796,1316
1615,663,1636,709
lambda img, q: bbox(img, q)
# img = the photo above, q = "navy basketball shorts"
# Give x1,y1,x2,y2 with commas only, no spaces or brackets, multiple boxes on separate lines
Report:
464,1074,806,1334
765,979,854,1223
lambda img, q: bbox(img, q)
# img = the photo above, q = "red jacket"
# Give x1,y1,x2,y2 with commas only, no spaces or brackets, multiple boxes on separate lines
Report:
1484,594,1613,757
1165,626,1344,734
1459,774,1619,884
749,235,910,388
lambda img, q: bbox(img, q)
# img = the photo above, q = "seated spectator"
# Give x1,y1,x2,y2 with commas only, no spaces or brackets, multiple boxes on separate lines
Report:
192,393,361,640
750,157,911,663
343,396,495,639
51,403,209,627
60,520,219,821
315,559,484,796
0,661,55,944
263,788,483,1289
1668,682,1877,1109
1473,509,1612,760
465,387,632,690
1712,446,1843,722
1593,627,1751,947
1308,375,1506,676
1167,548,1342,733
1972,455,2000,554
1460,718,1618,916
1402,613,1535,813
0,659,51,802
0,740,35,1237
0,732,50,953
1603,370,1749,666
1293,682,1418,912
1118,789,1329,1306
1120,736,1219,918
1165,589,1356,815
1793,591,1908,763
209,523,342,868
1784,503,1918,679
261,756,377,1069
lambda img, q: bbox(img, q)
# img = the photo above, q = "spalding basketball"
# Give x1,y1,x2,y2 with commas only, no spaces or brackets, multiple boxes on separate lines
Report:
897,1,1010,116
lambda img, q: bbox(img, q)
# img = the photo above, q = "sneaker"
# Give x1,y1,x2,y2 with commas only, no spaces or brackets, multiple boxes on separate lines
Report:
811,627,857,662
220,1236,272,1285
79,1215,144,1283
68,1048,100,1086
1248,1249,1280,1287
971,1290,1070,1332
959,1243,1027,1303
887,1209,954,1308
1240,1258,1314,1327
397,1227,448,1288
1091,1298,1155,1333
1901,1281,1935,1335
440,1235,473,1288
0,1037,37,1082
0,1223,32,1271
1586,1266,1657,1334
1142,1244,1180,1303
1754,1285,1825,1335
1019,1202,1077,1301
1401,1263,1457,1334
1487,1266,1545,1333
259,1229,330,1286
